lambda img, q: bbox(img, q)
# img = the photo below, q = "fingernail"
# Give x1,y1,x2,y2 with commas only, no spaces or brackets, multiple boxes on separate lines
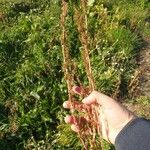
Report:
72,86,81,94
64,115,72,123
63,101,69,108
71,124,80,132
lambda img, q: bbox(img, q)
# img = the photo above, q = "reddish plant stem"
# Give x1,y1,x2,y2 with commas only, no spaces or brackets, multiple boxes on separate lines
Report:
61,0,103,149
60,0,74,104
74,1,103,149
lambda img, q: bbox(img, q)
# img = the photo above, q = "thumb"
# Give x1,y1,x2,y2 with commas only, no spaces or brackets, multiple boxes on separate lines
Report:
82,91,118,108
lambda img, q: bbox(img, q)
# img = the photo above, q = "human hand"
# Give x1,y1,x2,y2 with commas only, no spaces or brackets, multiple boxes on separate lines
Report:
63,86,136,144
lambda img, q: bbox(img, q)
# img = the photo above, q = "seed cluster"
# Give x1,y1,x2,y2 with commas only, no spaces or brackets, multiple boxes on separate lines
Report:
60,0,103,149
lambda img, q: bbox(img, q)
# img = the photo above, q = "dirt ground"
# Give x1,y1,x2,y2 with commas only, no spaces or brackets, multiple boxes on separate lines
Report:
138,37,150,98
125,36,150,119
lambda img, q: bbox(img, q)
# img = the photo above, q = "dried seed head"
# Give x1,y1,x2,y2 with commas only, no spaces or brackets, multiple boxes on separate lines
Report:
10,121,19,133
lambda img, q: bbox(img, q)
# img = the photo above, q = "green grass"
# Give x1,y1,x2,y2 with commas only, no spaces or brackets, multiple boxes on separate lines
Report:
0,0,149,149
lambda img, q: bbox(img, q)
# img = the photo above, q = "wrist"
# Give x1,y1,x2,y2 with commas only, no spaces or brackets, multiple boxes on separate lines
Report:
112,115,137,144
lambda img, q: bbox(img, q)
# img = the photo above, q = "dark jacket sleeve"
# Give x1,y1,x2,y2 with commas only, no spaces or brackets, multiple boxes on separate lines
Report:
115,118,150,150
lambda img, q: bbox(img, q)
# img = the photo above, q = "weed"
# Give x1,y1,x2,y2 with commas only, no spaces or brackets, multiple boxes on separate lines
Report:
0,0,148,149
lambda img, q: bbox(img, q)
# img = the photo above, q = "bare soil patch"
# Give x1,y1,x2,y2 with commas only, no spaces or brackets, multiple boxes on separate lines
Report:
125,37,150,118
138,37,150,98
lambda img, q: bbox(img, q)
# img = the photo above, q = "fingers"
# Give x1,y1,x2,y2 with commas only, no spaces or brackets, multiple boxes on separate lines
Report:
66,85,119,110
64,115,80,132
71,86,118,108
64,115,87,132
72,86,82,95
63,101,70,109
72,86,90,96
63,86,134,144
65,115,77,124
63,100,90,112
71,124,80,132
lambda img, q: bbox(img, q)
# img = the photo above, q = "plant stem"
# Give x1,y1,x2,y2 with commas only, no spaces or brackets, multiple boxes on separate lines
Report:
60,0,73,103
